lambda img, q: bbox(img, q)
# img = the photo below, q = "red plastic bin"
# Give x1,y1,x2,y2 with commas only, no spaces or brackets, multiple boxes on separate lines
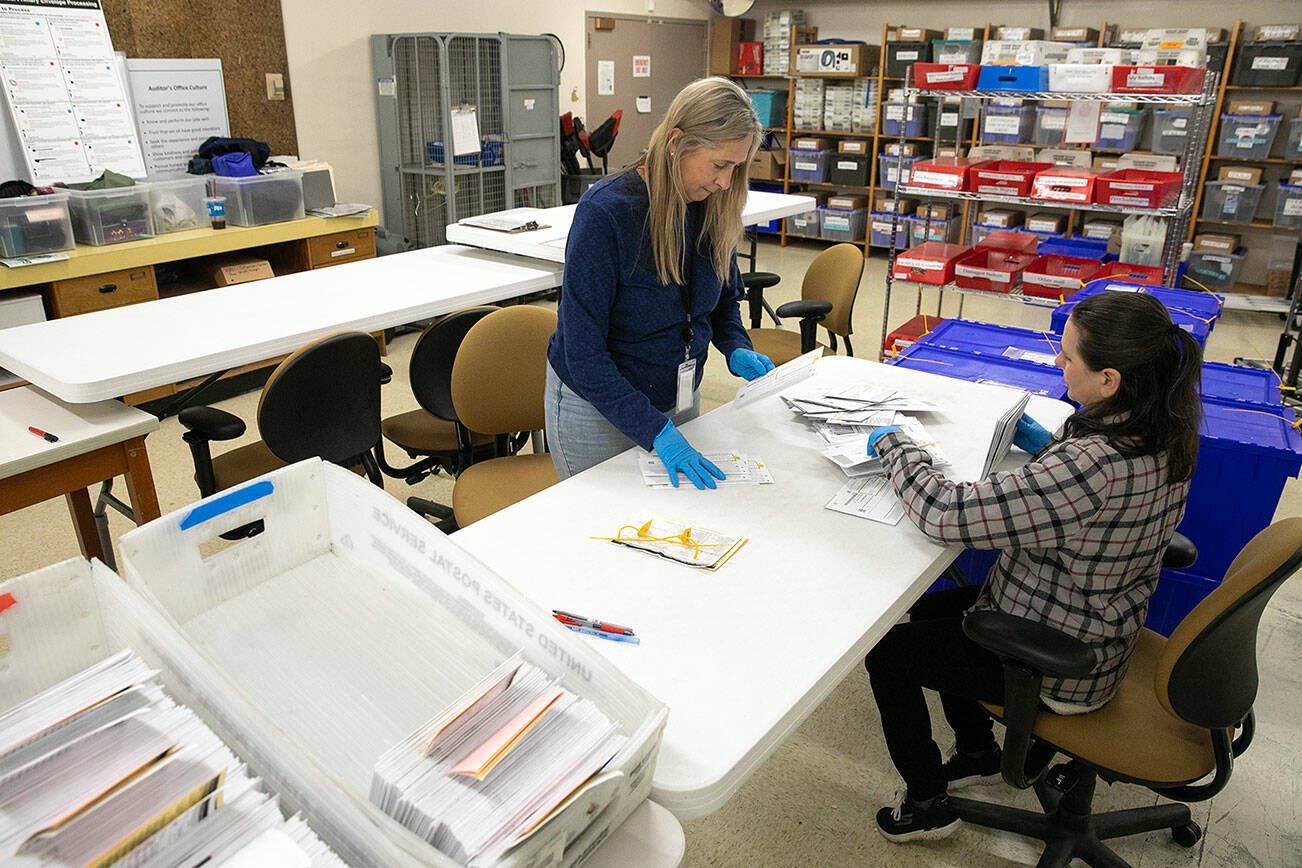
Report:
906,158,992,192
977,229,1040,254
885,314,946,357
912,62,982,90
1095,169,1183,209
954,248,1038,293
1111,65,1207,95
1031,167,1101,204
972,161,1055,198
1022,255,1105,299
892,241,969,286
1095,261,1165,286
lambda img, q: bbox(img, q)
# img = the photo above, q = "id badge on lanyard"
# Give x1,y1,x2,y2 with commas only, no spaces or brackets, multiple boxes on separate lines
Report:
675,250,695,415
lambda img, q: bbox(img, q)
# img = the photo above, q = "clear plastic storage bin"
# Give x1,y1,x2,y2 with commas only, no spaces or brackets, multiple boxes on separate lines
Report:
1273,183,1302,230
1033,106,1069,146
786,210,822,238
1286,117,1302,159
931,39,982,65
66,186,154,246
1094,108,1148,151
1186,249,1245,293
878,154,920,191
0,191,74,257
1201,181,1265,223
1216,114,1283,159
143,174,209,233
869,211,910,248
981,104,1034,145
1152,110,1192,155
881,102,931,138
209,171,305,227
820,206,868,242
789,150,832,183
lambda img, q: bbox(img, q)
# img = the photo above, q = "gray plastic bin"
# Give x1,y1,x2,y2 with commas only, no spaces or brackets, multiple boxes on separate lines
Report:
1201,181,1265,223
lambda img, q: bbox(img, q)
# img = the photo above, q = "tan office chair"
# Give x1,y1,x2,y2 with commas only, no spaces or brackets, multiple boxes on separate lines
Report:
179,331,382,498
746,242,864,365
449,306,559,527
951,517,1302,866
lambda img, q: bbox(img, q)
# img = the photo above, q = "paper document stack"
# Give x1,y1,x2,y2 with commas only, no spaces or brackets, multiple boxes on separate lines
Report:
821,417,953,479
371,653,626,866
637,451,774,487
0,650,341,867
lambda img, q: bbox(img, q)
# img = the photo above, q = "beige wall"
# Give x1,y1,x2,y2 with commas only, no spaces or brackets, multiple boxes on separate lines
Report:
279,0,710,222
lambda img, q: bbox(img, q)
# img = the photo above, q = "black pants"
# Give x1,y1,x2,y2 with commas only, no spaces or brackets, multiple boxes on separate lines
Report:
865,586,1007,800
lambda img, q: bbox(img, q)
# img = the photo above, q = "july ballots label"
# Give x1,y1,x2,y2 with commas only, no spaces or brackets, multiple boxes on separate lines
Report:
676,358,697,414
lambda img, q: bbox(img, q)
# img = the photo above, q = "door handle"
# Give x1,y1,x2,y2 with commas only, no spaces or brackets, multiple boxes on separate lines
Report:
97,283,118,294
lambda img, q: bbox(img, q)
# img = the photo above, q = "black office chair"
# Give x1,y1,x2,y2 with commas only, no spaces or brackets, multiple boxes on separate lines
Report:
179,332,383,499
949,520,1301,866
374,307,499,528
742,271,783,329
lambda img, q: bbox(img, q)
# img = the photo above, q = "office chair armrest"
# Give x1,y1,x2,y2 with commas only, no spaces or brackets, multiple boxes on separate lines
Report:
178,406,246,442
963,610,1096,679
775,299,832,321
1163,532,1197,570
379,362,394,386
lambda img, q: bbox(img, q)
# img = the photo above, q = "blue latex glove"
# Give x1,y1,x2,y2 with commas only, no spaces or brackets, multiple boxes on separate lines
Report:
653,421,726,490
1013,413,1053,454
728,347,776,381
866,425,903,459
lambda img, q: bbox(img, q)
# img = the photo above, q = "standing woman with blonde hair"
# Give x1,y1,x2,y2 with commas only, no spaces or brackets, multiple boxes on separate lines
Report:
545,77,775,488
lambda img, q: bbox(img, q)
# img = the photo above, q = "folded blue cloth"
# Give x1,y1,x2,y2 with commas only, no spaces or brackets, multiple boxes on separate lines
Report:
212,152,256,178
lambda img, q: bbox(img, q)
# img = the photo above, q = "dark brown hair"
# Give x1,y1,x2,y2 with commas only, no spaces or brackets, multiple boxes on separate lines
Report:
1064,292,1202,482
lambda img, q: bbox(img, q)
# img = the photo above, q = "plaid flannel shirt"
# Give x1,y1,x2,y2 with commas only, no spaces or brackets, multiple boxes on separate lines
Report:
878,431,1190,706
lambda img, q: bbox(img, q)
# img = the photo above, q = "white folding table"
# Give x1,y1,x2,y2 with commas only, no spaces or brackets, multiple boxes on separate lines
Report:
444,190,818,264
0,245,563,404
454,356,1074,819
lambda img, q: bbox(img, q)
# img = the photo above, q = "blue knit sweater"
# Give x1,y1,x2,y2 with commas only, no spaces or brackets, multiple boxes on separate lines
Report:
547,171,752,449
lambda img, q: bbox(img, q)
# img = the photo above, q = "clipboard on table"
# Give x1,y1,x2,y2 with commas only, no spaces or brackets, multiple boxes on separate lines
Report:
457,210,551,234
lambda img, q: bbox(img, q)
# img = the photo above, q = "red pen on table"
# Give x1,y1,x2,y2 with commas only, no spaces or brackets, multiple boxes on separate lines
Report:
27,426,58,443
553,609,636,636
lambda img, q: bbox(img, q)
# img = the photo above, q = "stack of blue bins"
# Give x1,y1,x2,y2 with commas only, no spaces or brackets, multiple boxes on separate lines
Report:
1050,279,1222,350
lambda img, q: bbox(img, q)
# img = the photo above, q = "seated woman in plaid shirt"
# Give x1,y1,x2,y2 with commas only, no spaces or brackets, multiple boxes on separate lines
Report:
863,292,1203,842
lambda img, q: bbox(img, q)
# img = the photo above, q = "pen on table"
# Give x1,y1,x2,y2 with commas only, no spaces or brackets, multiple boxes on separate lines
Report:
27,426,58,443
553,609,636,636
561,623,641,645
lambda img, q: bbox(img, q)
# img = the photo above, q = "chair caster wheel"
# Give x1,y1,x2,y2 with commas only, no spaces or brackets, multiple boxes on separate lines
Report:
1171,821,1201,847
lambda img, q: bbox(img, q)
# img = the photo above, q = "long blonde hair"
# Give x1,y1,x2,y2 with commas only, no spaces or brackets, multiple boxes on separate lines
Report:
638,77,761,286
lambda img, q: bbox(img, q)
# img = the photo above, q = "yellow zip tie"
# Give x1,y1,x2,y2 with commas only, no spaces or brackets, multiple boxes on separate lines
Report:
1178,274,1226,310
591,521,732,562
1040,332,1060,354
1223,407,1302,432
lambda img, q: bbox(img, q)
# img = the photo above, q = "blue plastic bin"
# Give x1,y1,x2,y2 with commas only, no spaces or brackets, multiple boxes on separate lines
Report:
789,149,832,183
976,65,1049,91
1052,280,1222,343
1094,108,1148,151
1200,362,1283,408
878,154,920,191
917,319,1063,367
869,211,910,248
1179,398,1302,580
981,104,1035,144
426,138,504,167
888,343,1069,399
1037,235,1110,260
748,90,788,127
1144,569,1220,636
882,102,929,138
1052,302,1211,348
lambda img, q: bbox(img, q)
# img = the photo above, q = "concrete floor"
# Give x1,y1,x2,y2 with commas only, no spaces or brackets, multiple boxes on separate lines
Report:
2,237,1298,866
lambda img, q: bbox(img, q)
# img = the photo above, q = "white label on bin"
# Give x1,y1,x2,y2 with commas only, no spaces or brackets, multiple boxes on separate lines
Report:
1253,56,1289,70
1100,124,1126,140
926,68,969,83
1171,117,1188,129
940,112,958,127
331,248,356,257
837,160,858,170
825,216,850,230
1126,71,1165,87
985,115,1023,135
1042,112,1067,130
885,105,905,120
1285,199,1302,216
1003,347,1058,366
795,160,818,171
1039,175,1088,187
896,50,919,60
896,257,942,270
1100,112,1131,124
911,170,961,188
1107,195,1152,206
1221,184,1245,194
957,264,1012,282
1234,124,1270,137
976,184,1019,195
1103,283,1143,292
1027,272,1085,289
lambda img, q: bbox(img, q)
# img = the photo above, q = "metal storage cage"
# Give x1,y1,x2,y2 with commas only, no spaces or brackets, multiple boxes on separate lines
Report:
372,32,561,249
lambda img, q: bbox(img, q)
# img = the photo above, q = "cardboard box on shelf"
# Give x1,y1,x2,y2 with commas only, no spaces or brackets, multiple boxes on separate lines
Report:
748,149,787,180
995,26,1044,41
945,27,978,40
1227,100,1276,116
894,27,942,42
969,144,1037,161
883,142,922,156
876,195,918,213
1037,148,1094,168
793,136,832,151
978,208,1022,227
1195,232,1241,253
1116,27,1149,44
1082,218,1122,240
709,17,755,76
828,194,869,210
210,256,274,286
1026,213,1066,234
838,139,869,154
1290,168,1302,185
1253,24,1301,42
1118,153,1179,172
1052,26,1099,43
792,43,879,77
916,203,955,220
1093,155,1122,171
1218,166,1264,184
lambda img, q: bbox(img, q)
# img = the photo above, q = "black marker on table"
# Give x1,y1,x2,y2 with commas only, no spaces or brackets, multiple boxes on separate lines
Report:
27,426,58,443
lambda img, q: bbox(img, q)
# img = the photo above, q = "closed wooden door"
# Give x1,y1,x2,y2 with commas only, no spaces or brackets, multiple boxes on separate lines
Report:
584,14,707,172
